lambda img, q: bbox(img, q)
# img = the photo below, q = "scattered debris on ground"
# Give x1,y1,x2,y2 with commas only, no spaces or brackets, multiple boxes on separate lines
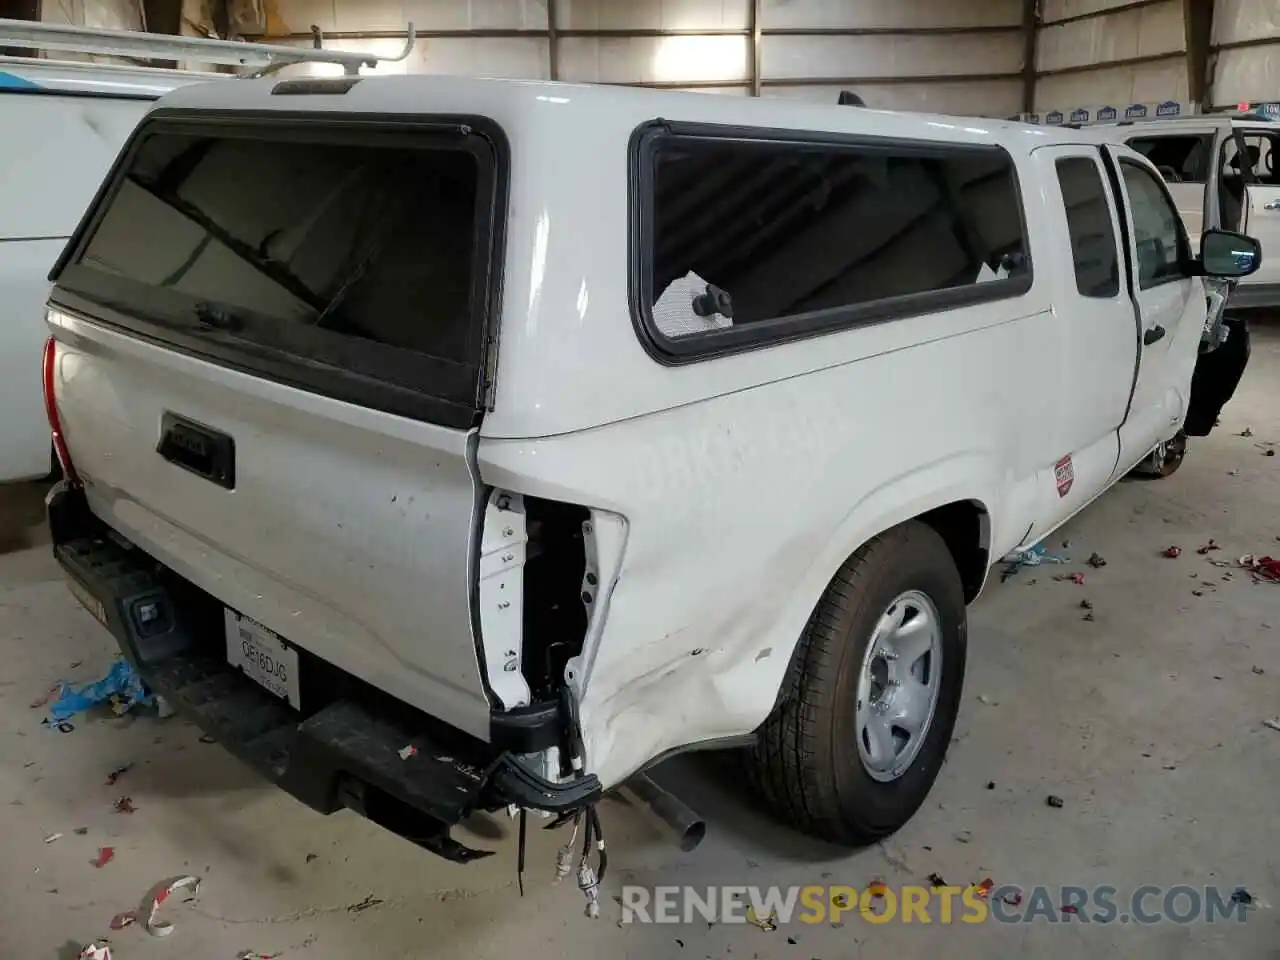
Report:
45,660,152,725
927,873,946,888
1239,554,1280,583
1197,540,1221,555
236,952,282,960
1046,795,1064,809
1252,666,1265,675
1086,552,1107,568
985,781,996,790
747,908,778,931
1231,888,1255,907
113,797,136,815
977,694,996,706
347,895,384,914
1061,904,1080,915
397,744,417,760
1080,599,1093,609
1163,546,1182,559
1001,543,1069,582
1002,891,1023,906
1238,426,1254,438
92,847,115,868
105,763,133,786
77,944,112,960
1052,572,1085,585
974,878,995,900
954,830,972,843
1263,718,1280,733
74,826,88,835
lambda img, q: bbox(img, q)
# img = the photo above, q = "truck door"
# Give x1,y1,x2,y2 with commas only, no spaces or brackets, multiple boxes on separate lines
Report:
1230,127,1280,292
1103,148,1206,470
1031,145,1137,518
1125,122,1224,253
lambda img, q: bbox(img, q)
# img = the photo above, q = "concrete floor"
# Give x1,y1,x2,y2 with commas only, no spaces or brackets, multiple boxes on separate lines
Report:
2,327,1278,960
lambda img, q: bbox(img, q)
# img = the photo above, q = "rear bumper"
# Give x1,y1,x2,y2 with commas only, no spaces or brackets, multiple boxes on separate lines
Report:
47,484,599,862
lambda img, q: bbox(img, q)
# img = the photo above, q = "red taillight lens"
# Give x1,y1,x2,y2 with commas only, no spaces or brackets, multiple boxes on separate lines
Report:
43,336,79,486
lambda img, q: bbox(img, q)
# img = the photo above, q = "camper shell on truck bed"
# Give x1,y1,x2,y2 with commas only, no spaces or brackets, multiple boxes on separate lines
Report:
44,74,1258,870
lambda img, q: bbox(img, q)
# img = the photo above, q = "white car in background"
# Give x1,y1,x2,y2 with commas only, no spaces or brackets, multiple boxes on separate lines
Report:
1096,110,1280,310
0,55,214,482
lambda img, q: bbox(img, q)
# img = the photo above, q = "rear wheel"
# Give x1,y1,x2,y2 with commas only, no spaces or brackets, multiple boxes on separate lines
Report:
746,521,967,845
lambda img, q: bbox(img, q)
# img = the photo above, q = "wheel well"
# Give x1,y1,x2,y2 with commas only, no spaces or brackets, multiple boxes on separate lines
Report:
917,500,989,602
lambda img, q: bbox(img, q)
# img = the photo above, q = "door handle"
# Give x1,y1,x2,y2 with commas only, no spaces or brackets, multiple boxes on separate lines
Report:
1265,199,1280,211
1143,325,1167,346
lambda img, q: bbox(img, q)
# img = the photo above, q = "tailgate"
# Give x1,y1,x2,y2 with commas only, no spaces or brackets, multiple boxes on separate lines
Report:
46,109,508,741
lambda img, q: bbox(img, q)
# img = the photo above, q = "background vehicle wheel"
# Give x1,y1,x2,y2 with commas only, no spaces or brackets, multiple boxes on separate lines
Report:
1128,430,1187,480
745,521,967,845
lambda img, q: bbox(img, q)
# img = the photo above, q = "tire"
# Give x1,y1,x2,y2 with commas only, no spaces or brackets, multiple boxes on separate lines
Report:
746,521,967,845
1128,430,1187,480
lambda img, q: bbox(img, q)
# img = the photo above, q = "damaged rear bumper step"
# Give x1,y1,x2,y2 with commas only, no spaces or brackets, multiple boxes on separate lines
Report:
48,484,599,862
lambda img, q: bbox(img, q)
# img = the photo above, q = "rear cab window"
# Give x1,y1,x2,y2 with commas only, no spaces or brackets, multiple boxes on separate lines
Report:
1055,157,1120,298
50,112,508,429
631,122,1032,362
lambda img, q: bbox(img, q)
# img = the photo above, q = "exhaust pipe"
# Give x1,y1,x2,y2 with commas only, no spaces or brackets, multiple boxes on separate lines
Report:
617,772,706,853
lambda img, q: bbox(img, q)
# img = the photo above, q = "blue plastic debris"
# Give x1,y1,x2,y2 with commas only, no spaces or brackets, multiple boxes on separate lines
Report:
1000,542,1070,582
46,659,152,724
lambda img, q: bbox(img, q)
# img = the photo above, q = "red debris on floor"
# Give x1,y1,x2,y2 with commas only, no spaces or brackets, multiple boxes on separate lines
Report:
92,847,115,868
1163,546,1182,559
1240,555,1280,583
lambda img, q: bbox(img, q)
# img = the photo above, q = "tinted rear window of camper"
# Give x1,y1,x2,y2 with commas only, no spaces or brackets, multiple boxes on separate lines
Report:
53,116,506,428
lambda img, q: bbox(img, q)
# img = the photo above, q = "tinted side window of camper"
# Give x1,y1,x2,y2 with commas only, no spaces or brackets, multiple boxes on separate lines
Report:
633,124,1031,360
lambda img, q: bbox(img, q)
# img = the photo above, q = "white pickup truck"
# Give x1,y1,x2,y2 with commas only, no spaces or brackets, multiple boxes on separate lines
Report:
43,76,1259,869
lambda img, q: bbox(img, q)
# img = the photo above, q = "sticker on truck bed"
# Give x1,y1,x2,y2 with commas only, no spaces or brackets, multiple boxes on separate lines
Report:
1055,455,1074,498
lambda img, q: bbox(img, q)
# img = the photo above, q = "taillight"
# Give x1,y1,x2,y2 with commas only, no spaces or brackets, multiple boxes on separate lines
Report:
42,336,79,486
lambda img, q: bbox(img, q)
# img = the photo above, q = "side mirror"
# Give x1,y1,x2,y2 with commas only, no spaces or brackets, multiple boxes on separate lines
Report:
1198,229,1262,278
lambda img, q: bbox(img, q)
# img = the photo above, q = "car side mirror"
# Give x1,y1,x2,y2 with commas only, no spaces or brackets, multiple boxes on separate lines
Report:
1198,229,1262,279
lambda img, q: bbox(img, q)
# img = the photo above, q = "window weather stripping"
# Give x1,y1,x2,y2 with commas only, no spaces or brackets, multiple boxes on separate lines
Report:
0,17,416,77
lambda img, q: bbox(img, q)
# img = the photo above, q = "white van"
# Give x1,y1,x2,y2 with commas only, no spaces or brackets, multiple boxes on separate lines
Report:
43,75,1258,869
1096,111,1280,310
0,57,213,481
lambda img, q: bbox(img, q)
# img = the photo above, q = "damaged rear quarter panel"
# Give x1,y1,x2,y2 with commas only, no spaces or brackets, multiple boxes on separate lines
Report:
476,321,1024,791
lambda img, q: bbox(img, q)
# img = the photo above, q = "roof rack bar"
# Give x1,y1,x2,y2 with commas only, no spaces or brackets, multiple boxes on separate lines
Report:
0,17,416,76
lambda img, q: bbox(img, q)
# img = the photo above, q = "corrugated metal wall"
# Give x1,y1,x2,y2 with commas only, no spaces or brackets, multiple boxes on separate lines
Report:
1033,0,1188,113
1211,0,1280,108
237,0,1026,116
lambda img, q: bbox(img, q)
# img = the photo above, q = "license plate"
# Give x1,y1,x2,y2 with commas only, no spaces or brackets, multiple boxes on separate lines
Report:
225,609,300,709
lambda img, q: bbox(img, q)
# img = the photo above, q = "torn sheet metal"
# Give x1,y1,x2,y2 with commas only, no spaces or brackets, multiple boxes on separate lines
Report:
144,874,201,936
111,875,202,936
78,944,112,960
